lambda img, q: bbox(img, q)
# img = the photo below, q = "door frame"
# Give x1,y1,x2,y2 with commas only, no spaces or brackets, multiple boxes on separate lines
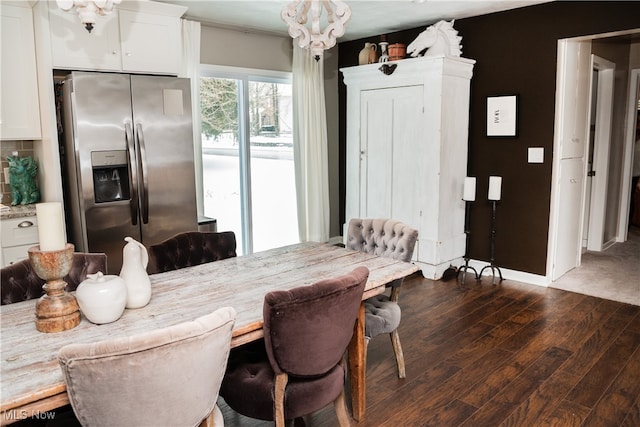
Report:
548,30,639,283
616,68,640,238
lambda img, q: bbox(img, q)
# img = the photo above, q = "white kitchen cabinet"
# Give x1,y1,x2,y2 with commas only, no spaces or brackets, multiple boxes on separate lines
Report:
557,40,591,160
118,9,181,74
0,3,42,140
1,216,39,267
48,0,186,75
341,56,475,279
48,4,122,71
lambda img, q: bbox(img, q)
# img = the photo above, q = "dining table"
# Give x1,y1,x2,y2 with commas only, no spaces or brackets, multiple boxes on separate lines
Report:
0,241,420,425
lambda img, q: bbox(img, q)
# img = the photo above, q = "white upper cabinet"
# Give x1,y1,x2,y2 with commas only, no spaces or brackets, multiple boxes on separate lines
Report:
118,9,181,74
49,5,121,71
48,1,186,75
556,40,591,160
1,3,42,140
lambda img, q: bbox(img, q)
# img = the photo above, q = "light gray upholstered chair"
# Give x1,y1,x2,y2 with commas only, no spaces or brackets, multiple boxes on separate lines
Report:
346,218,418,378
58,307,236,427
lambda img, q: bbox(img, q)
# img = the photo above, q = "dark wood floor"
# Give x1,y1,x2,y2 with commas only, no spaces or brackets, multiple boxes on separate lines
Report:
220,272,640,427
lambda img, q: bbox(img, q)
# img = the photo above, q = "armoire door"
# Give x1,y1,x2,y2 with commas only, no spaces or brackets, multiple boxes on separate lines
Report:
359,85,424,228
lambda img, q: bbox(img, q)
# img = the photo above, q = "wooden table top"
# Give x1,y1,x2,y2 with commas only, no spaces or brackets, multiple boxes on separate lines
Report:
0,242,419,419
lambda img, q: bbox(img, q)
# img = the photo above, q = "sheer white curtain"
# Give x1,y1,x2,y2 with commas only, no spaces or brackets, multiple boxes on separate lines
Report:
180,19,203,216
292,43,330,243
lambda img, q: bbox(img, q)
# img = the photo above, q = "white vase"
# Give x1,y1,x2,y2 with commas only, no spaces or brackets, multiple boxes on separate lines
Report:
358,42,377,65
76,272,127,324
120,236,152,309
378,42,389,63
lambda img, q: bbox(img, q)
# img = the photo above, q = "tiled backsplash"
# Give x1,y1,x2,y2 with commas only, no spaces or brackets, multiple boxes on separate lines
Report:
1,140,36,205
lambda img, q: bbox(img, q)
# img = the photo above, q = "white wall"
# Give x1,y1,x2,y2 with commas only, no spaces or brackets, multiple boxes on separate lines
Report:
200,25,292,71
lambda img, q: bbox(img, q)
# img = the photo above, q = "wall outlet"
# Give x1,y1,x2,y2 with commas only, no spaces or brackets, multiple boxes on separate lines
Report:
3,167,9,183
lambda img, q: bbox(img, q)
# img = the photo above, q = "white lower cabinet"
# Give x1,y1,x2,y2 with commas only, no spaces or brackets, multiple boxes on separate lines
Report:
341,55,475,279
1,216,39,267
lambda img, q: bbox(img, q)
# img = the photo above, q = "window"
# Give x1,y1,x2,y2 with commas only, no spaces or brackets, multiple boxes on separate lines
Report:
200,66,299,255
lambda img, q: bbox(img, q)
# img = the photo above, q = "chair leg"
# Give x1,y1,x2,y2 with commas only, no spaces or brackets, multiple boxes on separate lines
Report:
390,329,406,379
199,410,214,427
274,372,289,427
363,337,370,372
199,405,224,427
334,388,352,427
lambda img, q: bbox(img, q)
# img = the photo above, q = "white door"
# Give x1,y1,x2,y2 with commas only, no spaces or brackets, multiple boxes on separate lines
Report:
360,86,423,227
586,55,615,251
554,158,585,279
550,40,591,280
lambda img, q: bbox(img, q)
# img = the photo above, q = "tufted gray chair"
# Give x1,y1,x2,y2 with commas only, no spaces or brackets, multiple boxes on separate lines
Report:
346,218,418,378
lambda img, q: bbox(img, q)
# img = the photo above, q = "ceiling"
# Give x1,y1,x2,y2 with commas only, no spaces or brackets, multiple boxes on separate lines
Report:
155,0,554,42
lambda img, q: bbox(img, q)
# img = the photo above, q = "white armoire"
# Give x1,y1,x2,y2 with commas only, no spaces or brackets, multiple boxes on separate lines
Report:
341,55,475,279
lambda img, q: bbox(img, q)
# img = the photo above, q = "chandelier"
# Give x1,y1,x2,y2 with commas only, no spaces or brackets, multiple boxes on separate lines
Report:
281,0,351,61
56,0,122,33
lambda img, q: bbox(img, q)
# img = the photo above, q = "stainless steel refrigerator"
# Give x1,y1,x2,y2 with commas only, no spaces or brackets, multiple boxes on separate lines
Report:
61,71,197,273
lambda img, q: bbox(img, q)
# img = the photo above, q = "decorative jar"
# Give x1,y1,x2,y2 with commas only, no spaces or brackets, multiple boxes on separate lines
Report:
388,43,406,61
75,272,127,324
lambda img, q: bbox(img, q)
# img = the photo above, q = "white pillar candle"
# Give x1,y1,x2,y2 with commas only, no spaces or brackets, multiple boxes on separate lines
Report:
463,177,476,201
36,202,66,251
488,176,502,201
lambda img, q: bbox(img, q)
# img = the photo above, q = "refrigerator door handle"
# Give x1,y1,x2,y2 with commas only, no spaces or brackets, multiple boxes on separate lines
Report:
125,122,139,226
136,123,150,224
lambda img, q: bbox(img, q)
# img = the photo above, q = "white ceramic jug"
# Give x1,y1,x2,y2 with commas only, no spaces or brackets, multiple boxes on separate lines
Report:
76,272,127,324
120,236,152,309
358,42,377,65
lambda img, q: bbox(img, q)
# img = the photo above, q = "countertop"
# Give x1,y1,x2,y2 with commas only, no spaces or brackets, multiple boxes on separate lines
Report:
0,204,37,220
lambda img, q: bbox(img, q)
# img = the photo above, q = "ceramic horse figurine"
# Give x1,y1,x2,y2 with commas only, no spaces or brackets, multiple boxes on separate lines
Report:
406,19,462,58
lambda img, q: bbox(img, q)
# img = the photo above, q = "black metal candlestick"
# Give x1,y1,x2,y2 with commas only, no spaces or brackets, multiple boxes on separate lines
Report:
479,200,503,285
458,200,478,284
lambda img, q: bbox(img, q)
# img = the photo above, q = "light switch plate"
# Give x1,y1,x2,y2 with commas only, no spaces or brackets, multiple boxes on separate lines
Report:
528,147,544,163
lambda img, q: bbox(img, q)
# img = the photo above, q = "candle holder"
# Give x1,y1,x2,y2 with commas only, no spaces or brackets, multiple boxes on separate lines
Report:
28,243,81,333
479,200,503,285
458,200,479,284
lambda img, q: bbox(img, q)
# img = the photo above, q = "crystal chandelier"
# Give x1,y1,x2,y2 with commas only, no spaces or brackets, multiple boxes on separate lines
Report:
56,0,122,33
281,0,351,61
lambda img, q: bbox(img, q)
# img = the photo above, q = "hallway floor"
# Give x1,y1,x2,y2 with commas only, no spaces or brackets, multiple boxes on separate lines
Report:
551,226,640,306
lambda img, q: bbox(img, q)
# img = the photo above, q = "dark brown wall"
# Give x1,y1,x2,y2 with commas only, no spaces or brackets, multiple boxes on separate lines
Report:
337,1,640,275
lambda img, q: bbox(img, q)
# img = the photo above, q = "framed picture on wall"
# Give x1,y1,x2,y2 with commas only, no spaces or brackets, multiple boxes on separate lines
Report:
486,95,519,137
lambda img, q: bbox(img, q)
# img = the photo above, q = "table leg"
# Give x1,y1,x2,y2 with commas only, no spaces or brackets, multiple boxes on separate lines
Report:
348,302,366,421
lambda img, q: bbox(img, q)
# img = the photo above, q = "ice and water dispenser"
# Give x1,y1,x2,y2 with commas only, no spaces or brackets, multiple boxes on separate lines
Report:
91,151,131,203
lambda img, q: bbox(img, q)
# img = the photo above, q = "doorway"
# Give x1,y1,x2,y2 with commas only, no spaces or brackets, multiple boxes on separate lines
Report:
549,32,638,283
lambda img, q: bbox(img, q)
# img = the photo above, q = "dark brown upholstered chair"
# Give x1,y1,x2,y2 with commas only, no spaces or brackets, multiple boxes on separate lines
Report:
1,253,107,305
346,218,418,379
148,231,237,274
58,307,236,427
220,266,369,427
